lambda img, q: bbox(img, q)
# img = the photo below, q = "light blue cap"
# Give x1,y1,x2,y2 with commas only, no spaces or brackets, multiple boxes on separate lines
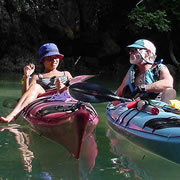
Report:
127,39,156,54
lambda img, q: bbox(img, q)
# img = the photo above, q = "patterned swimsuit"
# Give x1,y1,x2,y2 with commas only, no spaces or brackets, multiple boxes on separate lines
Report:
39,72,68,90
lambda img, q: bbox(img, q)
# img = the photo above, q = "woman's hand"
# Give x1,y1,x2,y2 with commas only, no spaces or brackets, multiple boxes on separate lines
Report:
24,63,35,77
56,78,65,93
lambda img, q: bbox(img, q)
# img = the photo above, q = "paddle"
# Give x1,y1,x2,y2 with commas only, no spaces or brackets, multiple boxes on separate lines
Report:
68,82,161,115
69,82,180,115
69,82,132,103
69,75,95,85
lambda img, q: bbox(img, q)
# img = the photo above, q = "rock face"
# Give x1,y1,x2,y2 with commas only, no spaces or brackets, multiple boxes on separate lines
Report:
0,0,121,74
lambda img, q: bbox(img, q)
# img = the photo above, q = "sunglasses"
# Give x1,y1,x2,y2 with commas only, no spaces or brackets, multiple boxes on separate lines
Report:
129,48,138,53
129,48,146,53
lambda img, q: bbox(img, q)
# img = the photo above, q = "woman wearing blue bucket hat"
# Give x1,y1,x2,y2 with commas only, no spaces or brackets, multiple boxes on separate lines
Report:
113,39,176,105
0,43,72,123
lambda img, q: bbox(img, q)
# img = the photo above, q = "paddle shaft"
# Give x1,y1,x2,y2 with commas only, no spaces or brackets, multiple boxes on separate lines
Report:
69,83,132,103
69,82,179,115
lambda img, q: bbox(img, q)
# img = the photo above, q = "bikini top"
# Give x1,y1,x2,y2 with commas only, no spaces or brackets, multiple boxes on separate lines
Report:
39,71,68,90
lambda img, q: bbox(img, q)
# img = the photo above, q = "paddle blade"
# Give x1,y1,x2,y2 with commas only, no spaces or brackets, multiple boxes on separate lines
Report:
69,82,131,103
69,75,95,85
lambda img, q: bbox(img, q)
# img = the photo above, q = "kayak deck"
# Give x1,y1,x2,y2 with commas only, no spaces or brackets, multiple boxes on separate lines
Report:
106,103,180,164
22,96,99,158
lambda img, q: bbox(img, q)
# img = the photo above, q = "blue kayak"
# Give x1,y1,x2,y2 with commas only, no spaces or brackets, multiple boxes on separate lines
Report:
106,100,180,164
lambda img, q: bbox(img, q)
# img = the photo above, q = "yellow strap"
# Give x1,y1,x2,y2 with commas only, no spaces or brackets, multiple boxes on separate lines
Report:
21,77,24,85
169,99,180,110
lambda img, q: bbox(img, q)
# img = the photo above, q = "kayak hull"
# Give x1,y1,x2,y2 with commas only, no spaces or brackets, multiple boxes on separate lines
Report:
21,96,98,159
106,103,180,164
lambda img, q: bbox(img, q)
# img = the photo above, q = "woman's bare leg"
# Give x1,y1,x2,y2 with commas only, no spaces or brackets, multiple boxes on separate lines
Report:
0,84,45,122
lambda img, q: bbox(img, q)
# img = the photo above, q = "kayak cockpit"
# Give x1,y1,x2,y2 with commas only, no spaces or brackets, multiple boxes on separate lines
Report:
143,117,180,132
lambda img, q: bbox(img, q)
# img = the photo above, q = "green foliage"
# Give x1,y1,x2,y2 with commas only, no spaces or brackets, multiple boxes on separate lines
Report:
127,7,171,33
158,0,180,20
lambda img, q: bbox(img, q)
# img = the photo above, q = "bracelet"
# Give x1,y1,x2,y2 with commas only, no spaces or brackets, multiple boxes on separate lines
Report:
21,75,30,85
21,77,24,85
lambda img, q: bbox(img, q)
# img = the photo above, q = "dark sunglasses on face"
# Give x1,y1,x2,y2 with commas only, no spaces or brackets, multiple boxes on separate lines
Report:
129,48,138,53
129,48,146,53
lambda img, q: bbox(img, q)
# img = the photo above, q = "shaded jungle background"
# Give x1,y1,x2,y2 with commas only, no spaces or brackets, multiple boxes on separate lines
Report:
0,0,180,81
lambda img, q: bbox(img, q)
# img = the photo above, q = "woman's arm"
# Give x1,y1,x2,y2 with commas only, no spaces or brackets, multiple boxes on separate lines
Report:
21,64,35,95
55,71,73,93
65,71,73,81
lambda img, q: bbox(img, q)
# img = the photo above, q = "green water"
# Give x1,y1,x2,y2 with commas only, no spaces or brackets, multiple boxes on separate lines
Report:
0,73,180,180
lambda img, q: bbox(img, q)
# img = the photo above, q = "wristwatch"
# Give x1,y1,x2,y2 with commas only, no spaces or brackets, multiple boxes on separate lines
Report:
140,84,146,92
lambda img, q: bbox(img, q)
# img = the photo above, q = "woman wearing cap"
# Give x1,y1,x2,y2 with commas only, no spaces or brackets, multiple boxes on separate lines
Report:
113,39,176,105
0,43,72,123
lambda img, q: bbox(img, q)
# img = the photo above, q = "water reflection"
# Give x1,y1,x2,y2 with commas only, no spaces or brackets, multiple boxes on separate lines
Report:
0,124,34,172
0,123,98,180
106,128,180,180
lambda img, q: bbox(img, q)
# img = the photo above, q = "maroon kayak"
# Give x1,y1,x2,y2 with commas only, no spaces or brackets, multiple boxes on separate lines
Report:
21,91,99,159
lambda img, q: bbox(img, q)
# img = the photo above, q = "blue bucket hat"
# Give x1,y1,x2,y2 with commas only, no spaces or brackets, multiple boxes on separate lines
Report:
39,43,64,62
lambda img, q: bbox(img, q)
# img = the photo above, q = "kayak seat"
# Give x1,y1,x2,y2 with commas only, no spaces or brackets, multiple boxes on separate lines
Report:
37,103,82,117
143,117,180,132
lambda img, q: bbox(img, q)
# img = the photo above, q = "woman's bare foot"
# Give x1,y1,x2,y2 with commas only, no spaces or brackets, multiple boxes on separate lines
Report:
0,116,13,123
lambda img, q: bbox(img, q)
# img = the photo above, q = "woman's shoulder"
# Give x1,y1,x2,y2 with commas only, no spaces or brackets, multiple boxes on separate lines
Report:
64,71,71,75
60,71,70,76
63,71,72,80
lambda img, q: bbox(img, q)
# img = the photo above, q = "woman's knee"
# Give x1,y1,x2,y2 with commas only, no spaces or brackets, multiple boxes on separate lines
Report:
28,84,45,95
